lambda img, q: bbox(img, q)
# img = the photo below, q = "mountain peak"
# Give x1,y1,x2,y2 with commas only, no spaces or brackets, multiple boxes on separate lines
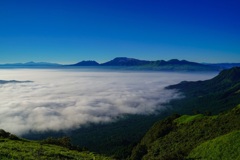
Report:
25,61,35,64
73,60,99,66
102,57,149,66
113,57,129,59
112,57,139,62
168,59,180,62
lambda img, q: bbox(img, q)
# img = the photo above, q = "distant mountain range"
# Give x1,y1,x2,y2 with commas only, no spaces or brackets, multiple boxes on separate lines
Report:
0,61,61,67
204,63,240,69
69,57,217,71
68,57,240,71
72,57,207,66
1,57,240,71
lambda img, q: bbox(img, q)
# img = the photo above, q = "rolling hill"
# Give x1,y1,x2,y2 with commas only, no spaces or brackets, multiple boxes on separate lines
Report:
130,104,240,160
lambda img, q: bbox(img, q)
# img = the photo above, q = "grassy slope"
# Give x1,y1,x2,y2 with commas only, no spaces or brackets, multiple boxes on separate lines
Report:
174,114,204,125
0,136,112,160
24,112,171,159
188,130,240,160
130,104,240,160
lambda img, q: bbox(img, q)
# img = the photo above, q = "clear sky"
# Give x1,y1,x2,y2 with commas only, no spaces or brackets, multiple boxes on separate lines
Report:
0,0,239,64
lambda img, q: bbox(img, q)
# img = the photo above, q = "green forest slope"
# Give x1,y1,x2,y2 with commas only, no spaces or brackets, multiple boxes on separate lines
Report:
130,104,240,160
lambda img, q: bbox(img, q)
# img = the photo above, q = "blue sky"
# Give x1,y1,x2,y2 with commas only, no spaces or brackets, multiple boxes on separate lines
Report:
0,0,239,64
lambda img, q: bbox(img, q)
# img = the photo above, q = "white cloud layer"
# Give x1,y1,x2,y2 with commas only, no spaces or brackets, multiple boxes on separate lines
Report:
0,69,216,135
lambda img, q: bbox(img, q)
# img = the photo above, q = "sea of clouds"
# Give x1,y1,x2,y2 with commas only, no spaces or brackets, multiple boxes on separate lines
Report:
0,69,216,135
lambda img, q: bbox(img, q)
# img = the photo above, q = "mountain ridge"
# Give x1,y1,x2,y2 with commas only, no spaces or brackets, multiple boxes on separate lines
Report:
101,57,149,66
70,57,220,71
0,61,61,67
1,57,239,71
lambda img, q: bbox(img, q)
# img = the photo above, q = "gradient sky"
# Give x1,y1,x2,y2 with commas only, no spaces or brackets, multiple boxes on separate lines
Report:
0,0,239,64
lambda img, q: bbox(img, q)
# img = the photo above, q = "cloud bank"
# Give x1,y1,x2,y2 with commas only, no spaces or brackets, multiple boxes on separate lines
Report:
0,69,216,135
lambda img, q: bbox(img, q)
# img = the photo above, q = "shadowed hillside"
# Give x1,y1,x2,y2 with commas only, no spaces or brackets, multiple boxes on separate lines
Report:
166,67,240,114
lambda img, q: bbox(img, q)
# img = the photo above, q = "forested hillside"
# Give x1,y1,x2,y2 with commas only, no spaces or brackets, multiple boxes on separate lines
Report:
130,67,240,160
